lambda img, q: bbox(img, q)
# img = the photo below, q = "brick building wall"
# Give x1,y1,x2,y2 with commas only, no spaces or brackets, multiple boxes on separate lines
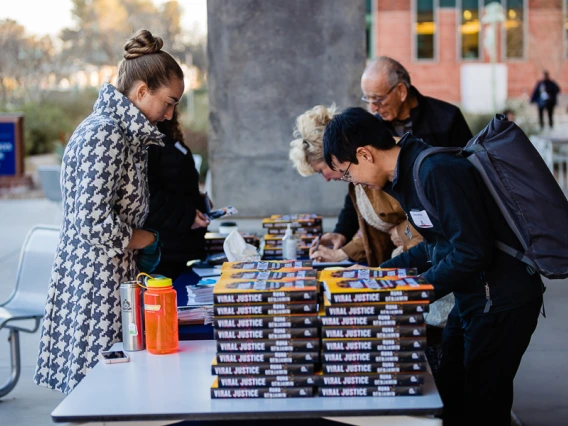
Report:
373,0,568,106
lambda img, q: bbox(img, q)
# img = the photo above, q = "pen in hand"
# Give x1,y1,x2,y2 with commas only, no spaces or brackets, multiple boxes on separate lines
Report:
313,233,322,254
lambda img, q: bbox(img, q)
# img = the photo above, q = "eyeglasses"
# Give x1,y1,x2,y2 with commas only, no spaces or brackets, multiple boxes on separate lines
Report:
340,162,353,182
361,83,399,106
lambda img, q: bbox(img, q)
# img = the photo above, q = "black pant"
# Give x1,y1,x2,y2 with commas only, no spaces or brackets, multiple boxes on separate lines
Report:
438,300,541,426
538,103,554,129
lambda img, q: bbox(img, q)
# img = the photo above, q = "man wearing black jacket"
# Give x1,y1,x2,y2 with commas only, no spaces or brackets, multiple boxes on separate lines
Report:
315,57,472,254
323,107,543,426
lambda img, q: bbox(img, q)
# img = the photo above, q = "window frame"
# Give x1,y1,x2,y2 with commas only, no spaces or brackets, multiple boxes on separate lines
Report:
366,0,378,59
564,0,568,59
457,0,483,62
501,0,528,62
412,0,439,63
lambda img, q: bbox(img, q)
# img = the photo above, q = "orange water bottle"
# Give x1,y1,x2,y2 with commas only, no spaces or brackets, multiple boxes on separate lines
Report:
143,276,178,354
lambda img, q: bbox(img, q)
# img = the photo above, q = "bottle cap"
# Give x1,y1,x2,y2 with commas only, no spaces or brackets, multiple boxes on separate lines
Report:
147,276,173,288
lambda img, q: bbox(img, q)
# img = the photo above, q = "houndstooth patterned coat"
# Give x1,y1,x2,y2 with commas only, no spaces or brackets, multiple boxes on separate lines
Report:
34,83,164,394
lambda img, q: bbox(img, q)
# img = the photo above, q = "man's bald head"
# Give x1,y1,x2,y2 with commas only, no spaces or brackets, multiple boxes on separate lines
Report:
362,57,411,90
360,57,413,121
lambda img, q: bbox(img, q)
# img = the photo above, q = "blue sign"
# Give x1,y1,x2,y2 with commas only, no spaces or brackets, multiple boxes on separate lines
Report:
0,122,16,176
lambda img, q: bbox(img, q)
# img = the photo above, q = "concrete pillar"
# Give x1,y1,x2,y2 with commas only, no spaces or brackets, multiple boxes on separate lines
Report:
207,0,366,217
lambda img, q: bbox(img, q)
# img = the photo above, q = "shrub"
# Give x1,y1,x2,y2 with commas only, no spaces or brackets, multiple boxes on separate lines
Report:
21,101,73,156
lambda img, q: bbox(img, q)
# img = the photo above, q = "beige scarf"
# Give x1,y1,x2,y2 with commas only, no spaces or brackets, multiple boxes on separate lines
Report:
354,185,395,233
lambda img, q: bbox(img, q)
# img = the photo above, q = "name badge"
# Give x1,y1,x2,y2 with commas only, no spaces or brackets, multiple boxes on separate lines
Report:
174,141,188,155
409,210,433,228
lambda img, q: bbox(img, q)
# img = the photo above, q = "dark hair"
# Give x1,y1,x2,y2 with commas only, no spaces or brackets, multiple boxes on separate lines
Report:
323,107,396,169
157,107,184,142
116,29,184,96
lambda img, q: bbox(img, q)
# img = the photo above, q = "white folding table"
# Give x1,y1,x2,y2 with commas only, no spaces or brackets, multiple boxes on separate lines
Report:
51,340,443,426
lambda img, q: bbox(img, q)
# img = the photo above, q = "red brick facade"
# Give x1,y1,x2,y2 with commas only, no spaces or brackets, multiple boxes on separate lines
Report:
373,1,568,105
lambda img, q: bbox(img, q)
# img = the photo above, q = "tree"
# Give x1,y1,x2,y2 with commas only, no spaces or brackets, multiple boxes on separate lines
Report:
0,19,26,105
0,20,65,105
61,0,187,67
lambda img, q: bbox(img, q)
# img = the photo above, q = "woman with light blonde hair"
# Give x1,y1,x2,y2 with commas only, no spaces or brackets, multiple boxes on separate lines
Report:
289,104,422,266
290,104,339,180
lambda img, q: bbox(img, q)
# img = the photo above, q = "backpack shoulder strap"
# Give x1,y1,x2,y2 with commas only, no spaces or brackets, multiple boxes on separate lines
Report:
413,147,463,222
414,144,539,274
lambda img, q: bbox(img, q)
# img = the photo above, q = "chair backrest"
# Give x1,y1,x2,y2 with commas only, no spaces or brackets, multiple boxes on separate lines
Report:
3,225,60,315
193,154,203,174
37,165,62,203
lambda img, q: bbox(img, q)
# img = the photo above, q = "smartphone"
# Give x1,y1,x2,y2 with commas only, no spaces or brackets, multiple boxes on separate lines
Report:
100,350,130,364
206,206,238,220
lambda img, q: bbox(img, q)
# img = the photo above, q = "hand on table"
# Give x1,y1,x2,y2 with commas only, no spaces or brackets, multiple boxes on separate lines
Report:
310,246,348,263
309,232,346,257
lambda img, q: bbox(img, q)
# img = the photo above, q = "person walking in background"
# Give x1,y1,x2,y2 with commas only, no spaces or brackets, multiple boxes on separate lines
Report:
34,29,184,394
143,108,209,281
531,70,560,130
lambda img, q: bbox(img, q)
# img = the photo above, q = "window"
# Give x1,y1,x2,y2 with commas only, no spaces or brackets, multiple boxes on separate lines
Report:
564,0,568,58
365,0,375,59
415,0,436,60
504,0,525,59
461,0,481,60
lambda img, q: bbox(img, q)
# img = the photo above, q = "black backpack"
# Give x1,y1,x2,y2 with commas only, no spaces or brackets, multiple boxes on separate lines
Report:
413,114,568,280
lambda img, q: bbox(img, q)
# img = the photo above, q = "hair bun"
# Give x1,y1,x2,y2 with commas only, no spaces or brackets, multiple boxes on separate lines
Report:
123,29,163,59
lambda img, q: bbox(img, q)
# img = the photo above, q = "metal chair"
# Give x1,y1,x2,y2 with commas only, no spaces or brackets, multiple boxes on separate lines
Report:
0,225,60,398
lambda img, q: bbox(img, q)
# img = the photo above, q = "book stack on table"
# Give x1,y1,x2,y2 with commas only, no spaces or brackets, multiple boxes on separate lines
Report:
317,267,432,397
210,260,321,399
261,214,322,259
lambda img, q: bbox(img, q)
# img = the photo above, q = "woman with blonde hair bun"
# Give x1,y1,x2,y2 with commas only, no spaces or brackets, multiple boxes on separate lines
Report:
290,104,422,266
34,29,184,394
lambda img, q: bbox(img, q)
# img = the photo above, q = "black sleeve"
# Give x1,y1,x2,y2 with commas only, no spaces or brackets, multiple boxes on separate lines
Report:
381,241,431,273
333,191,359,241
530,83,540,103
420,162,495,299
144,146,198,234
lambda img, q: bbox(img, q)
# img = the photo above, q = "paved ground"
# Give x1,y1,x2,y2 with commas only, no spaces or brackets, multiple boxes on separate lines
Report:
0,199,567,425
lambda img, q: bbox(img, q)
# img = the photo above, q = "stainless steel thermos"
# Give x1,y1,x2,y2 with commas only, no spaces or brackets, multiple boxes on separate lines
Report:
119,281,145,351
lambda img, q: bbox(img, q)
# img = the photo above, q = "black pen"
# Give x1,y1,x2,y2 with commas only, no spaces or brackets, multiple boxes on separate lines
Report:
314,233,322,252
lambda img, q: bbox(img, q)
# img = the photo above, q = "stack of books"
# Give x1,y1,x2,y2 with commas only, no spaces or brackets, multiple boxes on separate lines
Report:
261,214,323,259
317,267,432,397
205,232,259,257
210,260,321,399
